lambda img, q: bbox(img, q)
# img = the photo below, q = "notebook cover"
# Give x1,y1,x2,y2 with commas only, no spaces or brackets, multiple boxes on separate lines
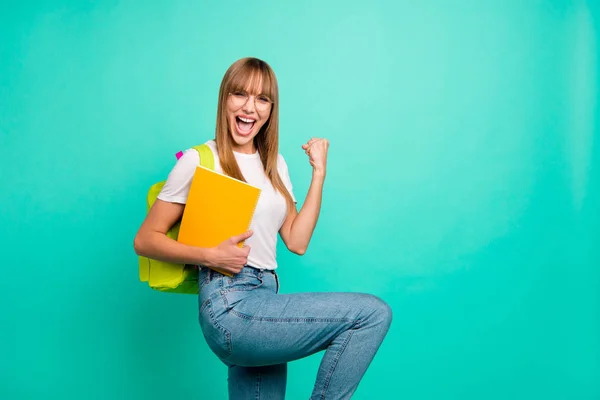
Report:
177,165,261,248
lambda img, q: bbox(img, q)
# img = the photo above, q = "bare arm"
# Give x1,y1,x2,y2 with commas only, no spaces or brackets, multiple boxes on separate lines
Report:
279,171,325,255
133,199,253,274
279,138,329,255
133,199,212,264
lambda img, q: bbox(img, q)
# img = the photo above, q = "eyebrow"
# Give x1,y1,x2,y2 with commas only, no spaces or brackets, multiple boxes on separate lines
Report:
235,87,271,98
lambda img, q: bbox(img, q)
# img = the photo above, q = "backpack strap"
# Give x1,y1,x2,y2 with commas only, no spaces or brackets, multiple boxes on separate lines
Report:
192,143,215,170
175,144,215,168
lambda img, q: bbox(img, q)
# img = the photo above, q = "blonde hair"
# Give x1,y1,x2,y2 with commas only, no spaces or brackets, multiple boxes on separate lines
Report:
214,57,295,212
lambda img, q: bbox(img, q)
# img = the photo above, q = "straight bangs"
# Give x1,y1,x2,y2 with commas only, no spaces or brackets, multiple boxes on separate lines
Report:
227,62,277,102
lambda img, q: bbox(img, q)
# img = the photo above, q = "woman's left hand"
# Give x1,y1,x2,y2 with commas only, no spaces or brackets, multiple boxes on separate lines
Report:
302,138,329,176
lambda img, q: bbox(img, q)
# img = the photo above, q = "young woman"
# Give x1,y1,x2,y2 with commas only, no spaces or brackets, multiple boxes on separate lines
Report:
134,57,392,399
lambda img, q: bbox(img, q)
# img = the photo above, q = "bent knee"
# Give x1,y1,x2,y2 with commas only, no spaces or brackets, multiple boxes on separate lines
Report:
361,294,393,328
376,297,393,328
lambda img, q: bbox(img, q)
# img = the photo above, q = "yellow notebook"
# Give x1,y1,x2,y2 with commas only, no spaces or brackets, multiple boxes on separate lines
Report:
177,165,261,251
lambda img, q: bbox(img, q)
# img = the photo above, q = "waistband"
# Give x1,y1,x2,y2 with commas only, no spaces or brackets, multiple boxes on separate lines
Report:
199,265,276,278
238,265,276,276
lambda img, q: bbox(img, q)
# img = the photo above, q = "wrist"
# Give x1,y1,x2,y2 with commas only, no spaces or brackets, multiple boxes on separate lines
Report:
312,169,326,179
195,246,216,267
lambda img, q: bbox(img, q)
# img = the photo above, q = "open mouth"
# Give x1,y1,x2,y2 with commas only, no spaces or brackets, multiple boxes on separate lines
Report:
236,116,256,135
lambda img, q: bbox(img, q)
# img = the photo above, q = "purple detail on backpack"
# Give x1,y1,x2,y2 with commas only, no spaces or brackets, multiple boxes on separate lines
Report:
175,151,183,160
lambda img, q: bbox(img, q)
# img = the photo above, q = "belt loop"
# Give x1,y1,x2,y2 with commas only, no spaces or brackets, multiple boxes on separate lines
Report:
207,268,212,282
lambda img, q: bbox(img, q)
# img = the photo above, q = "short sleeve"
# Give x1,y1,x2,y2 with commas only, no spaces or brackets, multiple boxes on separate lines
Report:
156,149,200,204
277,154,297,203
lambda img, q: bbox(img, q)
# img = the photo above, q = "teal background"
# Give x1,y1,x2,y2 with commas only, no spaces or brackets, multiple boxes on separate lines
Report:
1,0,599,399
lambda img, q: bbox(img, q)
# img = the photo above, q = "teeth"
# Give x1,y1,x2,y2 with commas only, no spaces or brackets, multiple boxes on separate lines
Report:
239,117,255,123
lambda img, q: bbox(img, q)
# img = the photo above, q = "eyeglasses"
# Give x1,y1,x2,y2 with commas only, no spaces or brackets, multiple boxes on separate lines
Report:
228,91,273,112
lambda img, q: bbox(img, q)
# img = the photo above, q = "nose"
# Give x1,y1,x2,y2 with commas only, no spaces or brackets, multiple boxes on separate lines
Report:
242,96,256,113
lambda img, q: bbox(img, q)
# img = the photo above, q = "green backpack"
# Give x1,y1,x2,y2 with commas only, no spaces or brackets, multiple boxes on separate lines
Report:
138,143,215,294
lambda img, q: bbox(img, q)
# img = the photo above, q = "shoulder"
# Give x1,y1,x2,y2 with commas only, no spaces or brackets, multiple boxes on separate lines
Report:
179,140,216,166
156,148,198,203
277,153,293,182
166,140,217,178
175,147,201,168
205,139,218,154
160,148,199,188
277,153,289,169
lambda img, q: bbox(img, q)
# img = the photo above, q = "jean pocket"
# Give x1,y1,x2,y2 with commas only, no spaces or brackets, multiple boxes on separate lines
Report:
198,298,231,360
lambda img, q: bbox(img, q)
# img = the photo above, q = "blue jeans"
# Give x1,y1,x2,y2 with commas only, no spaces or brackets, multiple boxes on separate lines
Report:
197,266,393,400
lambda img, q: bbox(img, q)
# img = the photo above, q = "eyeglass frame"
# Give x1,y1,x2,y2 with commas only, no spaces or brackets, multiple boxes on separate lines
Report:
227,90,274,111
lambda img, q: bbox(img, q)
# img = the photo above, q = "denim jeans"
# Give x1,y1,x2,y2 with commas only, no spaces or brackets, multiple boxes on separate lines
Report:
197,266,392,400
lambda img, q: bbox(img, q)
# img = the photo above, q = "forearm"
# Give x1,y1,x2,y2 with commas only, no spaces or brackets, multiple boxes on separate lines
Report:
289,171,325,253
134,231,214,266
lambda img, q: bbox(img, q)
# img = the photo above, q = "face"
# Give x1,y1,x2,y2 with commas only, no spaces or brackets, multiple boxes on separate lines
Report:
226,80,272,154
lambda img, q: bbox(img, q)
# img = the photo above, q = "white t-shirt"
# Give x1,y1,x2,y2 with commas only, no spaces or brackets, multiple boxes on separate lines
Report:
157,140,296,270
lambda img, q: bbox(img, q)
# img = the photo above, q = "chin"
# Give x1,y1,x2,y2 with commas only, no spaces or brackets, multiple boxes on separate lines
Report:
233,135,252,146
